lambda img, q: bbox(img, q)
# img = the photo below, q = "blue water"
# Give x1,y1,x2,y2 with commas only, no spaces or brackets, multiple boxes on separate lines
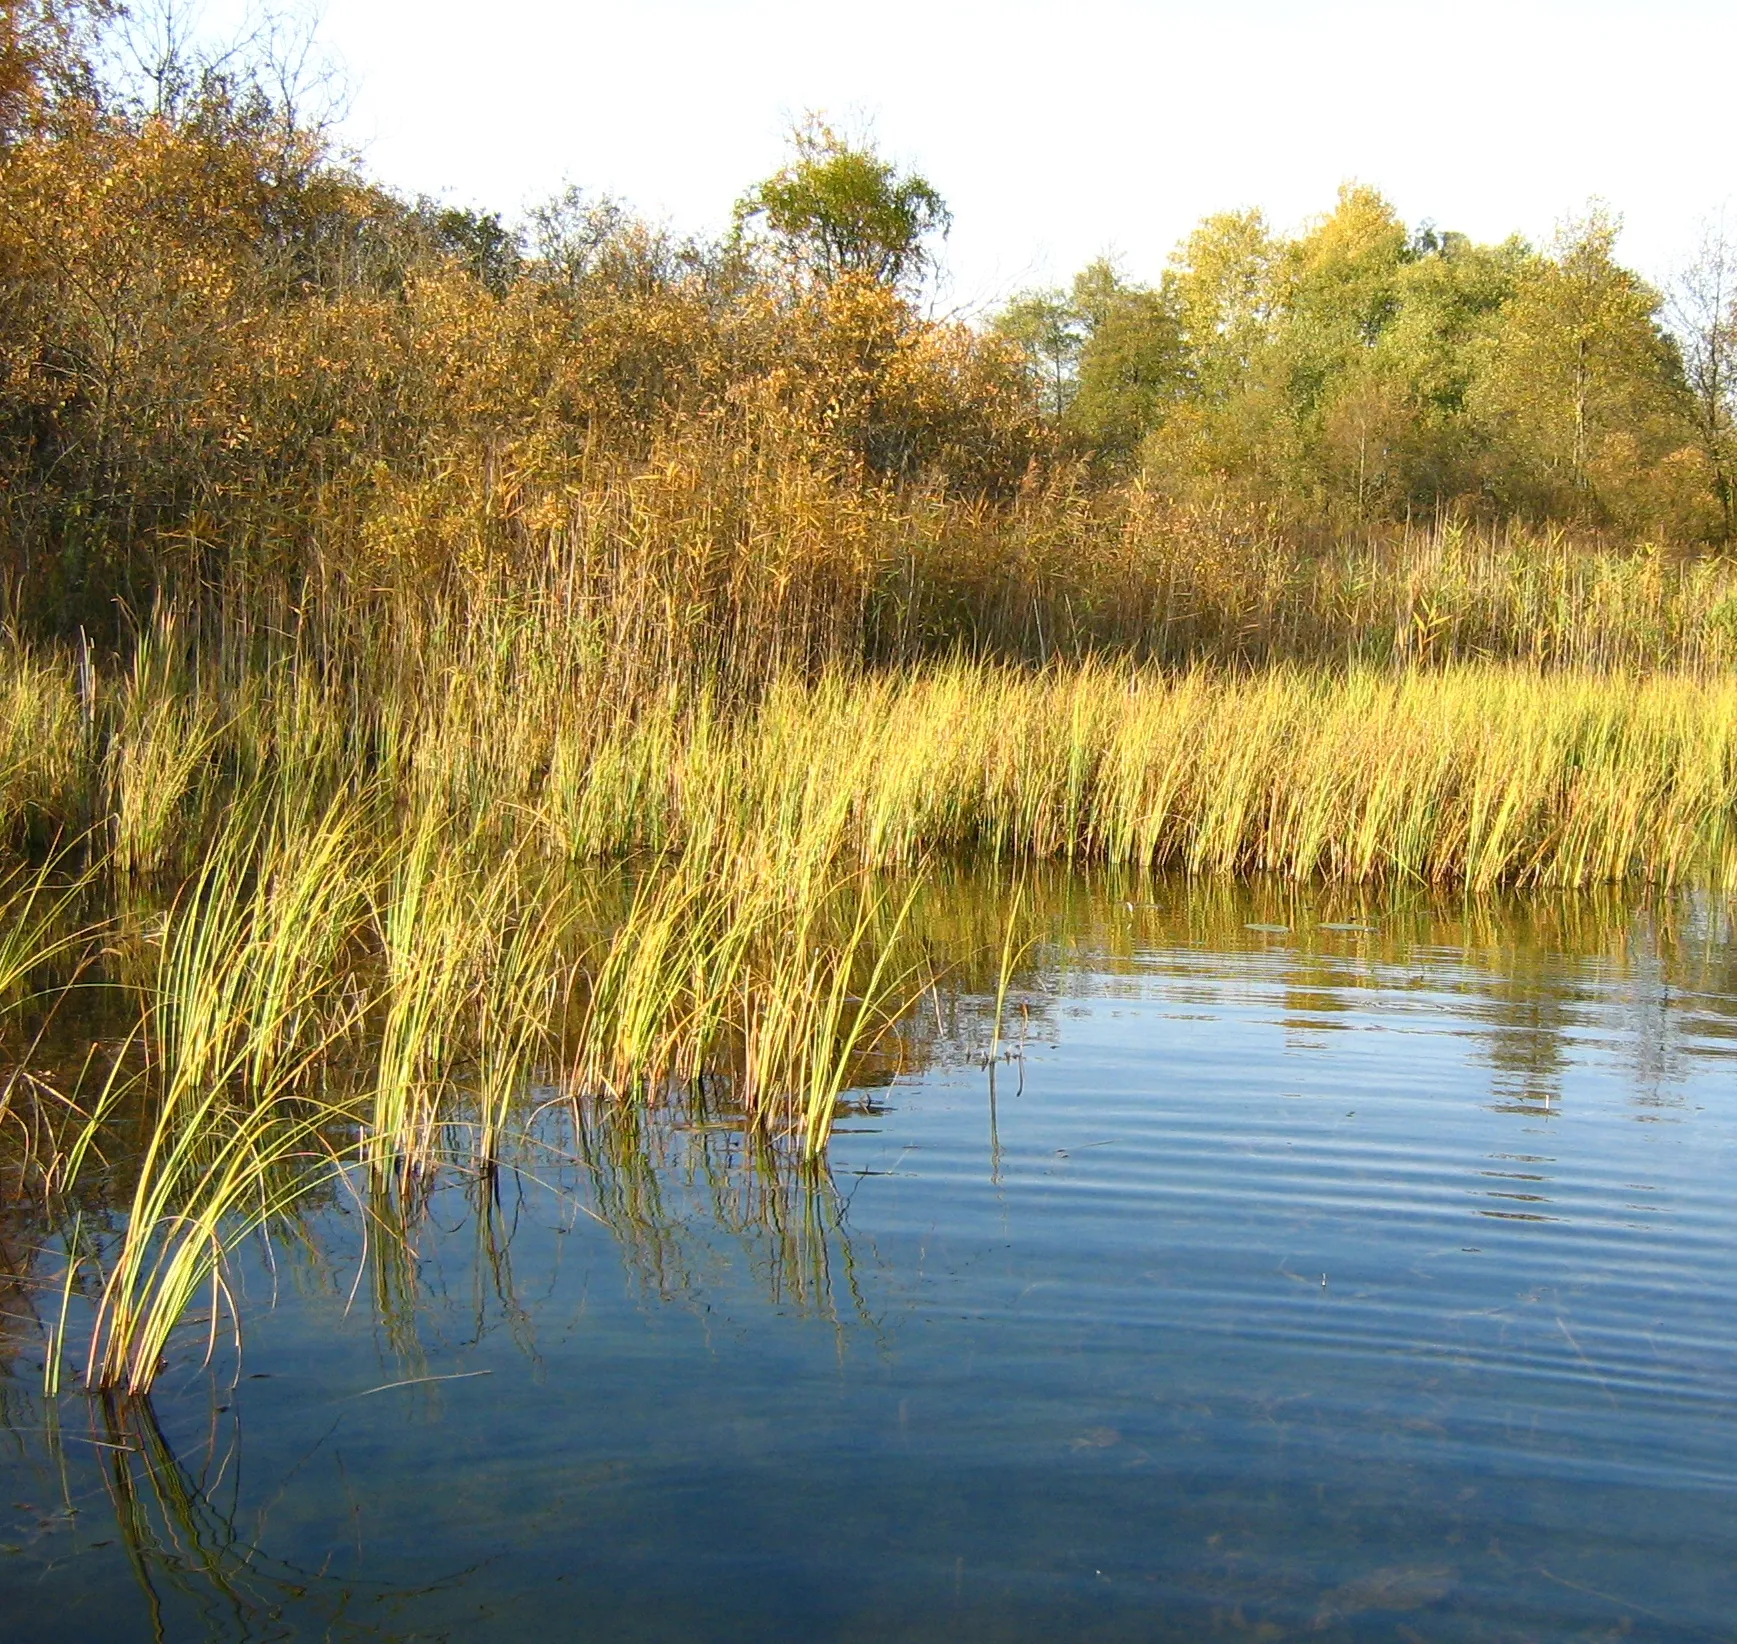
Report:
3,882,1735,1641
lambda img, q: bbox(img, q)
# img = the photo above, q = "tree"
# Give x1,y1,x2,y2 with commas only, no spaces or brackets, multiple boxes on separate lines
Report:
1671,219,1737,543
1469,210,1693,522
0,0,109,142
527,184,635,289
1260,187,1412,516
420,204,522,296
994,261,1187,461
991,286,1082,419
1065,261,1188,462
1167,208,1276,402
734,118,950,293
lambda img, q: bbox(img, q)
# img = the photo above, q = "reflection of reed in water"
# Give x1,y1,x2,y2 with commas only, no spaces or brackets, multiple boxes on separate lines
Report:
20,1394,468,1644
361,1168,434,1391
571,1097,871,1331
465,1166,542,1368
701,1127,868,1325
5,851,1732,1398
337,1155,549,1391
251,1096,882,1389
573,1099,693,1305
909,865,1737,1112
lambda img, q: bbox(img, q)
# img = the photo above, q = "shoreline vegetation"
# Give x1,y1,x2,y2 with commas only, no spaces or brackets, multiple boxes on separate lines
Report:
5,598,1732,1393
1,2,1736,1394
6,593,1737,892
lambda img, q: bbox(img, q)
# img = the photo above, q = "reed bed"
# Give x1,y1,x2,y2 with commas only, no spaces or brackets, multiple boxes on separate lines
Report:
665,662,1737,889
38,652,1737,894
2,719,1731,1394
875,498,1737,673
0,556,1732,1393
11,780,926,1393
3,577,1735,892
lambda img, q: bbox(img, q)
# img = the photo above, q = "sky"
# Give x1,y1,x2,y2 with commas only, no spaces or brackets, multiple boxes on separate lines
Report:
192,0,1734,315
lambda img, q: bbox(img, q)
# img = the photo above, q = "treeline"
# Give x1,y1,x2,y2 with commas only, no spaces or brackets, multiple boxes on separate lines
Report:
2,1,1735,653
995,192,1733,542
0,3,1039,630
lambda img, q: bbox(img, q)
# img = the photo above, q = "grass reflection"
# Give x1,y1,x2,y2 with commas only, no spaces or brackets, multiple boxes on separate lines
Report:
0,865,1730,1643
0,857,1729,1400
0,1395,476,1644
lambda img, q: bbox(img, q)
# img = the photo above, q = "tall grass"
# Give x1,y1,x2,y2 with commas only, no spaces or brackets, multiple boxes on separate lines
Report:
0,499,1732,1393
26,776,932,1391
875,498,1737,671
66,799,370,1392
535,662,1737,890
4,577,1735,897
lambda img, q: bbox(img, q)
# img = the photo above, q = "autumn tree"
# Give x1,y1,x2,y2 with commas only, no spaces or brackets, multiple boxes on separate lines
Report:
734,119,950,293
1469,211,1697,530
992,286,1081,419
1671,220,1737,542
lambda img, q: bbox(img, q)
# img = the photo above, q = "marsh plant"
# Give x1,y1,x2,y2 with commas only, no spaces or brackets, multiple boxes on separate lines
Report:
2,2,1737,1402
0,627,1727,1393
9,769,931,1393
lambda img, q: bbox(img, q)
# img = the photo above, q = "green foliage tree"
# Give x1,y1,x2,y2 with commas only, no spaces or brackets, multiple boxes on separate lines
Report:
1010,187,1706,538
527,184,636,289
1366,228,1525,498
991,286,1081,419
1469,211,1697,528
734,119,950,292
1128,210,1289,509
993,260,1188,463
1275,189,1526,519
1168,208,1276,402
1064,261,1188,462
419,204,523,295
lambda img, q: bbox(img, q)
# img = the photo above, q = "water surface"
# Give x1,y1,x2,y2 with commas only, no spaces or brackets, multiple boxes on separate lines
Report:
4,876,1735,1642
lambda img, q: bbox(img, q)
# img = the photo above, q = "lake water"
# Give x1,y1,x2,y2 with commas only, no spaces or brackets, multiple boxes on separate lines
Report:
4,875,1736,1642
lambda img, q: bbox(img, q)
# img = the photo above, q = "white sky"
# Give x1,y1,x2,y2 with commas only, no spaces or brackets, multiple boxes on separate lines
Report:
200,0,1735,315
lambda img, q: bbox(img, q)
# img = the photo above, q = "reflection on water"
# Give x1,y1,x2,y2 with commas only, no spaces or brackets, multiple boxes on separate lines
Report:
4,872,1737,1642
